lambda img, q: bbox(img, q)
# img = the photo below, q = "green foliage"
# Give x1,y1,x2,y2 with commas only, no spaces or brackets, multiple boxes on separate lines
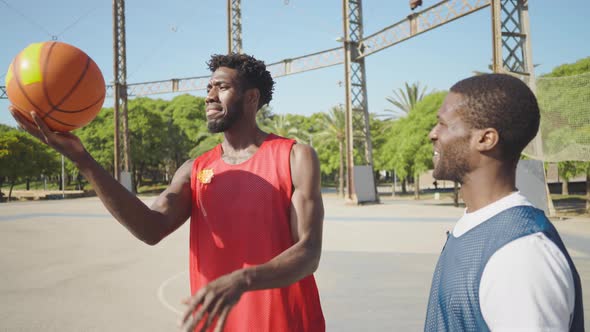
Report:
558,161,587,181
263,114,304,141
165,94,206,142
383,82,429,119
256,105,274,128
0,131,36,182
0,124,15,133
377,91,447,179
543,57,590,77
315,107,346,176
75,107,115,172
164,94,209,167
0,129,60,198
128,101,168,184
189,134,222,158
316,139,341,175
370,114,389,171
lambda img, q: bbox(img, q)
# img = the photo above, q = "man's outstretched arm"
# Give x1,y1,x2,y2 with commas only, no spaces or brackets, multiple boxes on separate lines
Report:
10,108,193,245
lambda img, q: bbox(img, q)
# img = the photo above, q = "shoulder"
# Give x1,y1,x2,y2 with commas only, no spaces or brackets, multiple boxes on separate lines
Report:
289,143,320,188
290,143,319,167
480,232,575,330
174,158,195,182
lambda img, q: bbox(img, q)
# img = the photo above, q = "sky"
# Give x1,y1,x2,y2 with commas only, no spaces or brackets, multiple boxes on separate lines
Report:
1,0,589,128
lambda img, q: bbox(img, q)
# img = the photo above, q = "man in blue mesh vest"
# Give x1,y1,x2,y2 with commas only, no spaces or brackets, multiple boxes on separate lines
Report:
424,73,584,331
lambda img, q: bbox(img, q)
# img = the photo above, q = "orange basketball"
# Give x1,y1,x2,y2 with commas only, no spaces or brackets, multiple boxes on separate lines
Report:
5,41,106,132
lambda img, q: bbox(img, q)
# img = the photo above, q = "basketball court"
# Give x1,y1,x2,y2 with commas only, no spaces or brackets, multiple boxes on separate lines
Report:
1,194,589,331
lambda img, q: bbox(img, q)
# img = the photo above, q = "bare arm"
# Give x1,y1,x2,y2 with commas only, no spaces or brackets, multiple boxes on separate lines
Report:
241,143,324,288
180,143,324,331
10,108,192,245
76,154,193,245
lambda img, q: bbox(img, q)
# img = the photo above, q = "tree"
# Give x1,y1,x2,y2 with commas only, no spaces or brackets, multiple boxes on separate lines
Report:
263,114,303,141
558,161,586,195
0,131,41,200
316,106,346,196
165,94,208,173
545,57,590,77
383,82,429,119
377,91,447,198
127,99,171,191
256,105,274,130
75,107,115,173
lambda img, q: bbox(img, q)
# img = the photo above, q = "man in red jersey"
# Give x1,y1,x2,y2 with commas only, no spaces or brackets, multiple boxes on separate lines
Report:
9,53,325,332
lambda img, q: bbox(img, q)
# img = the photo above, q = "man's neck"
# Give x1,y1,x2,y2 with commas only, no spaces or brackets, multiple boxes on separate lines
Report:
220,124,268,165
222,123,266,151
460,165,517,213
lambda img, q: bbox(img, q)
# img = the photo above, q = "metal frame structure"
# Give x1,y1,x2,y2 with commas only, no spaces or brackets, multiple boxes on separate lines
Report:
342,0,377,202
227,0,243,54
1,0,539,202
112,0,131,184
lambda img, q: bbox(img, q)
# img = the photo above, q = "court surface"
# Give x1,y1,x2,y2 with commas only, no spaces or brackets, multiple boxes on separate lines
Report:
1,194,589,331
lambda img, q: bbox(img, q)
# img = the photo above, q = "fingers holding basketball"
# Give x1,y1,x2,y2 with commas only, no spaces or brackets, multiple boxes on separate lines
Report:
8,105,40,134
9,106,44,140
9,105,85,159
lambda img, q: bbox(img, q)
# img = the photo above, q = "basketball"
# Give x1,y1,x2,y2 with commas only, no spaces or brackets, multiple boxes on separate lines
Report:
5,41,106,132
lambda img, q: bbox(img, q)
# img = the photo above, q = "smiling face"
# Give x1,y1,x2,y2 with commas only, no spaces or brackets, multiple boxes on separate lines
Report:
428,92,474,183
205,67,245,133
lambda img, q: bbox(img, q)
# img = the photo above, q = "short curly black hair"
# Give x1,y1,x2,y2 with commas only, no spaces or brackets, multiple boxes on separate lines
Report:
450,73,540,163
207,53,275,109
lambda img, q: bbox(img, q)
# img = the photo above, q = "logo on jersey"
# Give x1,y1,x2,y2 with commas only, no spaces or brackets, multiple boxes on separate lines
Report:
197,168,214,184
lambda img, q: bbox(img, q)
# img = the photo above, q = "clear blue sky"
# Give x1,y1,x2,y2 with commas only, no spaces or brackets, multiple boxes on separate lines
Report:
1,0,589,127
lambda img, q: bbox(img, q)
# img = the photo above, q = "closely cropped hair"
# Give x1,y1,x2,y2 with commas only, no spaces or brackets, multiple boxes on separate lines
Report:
207,53,275,109
451,73,540,162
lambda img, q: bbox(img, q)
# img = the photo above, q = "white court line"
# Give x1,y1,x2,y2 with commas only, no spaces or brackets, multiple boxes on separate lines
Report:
157,270,188,316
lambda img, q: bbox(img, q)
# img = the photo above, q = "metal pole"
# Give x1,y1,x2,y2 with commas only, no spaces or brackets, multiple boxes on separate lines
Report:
113,0,132,191
227,0,232,54
61,155,65,198
342,0,355,202
491,0,503,73
112,0,120,181
227,0,242,54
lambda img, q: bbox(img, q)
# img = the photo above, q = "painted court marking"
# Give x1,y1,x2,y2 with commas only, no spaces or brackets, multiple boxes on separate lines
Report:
157,270,188,316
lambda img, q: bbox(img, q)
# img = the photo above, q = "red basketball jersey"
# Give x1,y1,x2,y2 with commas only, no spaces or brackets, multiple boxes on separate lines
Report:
189,134,325,332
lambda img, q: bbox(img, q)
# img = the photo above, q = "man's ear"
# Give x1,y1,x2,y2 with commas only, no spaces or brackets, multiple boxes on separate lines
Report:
475,128,500,152
245,88,260,108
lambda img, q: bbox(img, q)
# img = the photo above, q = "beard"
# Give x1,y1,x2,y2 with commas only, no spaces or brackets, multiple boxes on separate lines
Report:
207,106,243,133
432,135,472,184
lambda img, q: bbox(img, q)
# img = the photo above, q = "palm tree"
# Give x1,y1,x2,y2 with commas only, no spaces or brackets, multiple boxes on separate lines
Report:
263,114,303,141
318,106,346,197
382,82,428,120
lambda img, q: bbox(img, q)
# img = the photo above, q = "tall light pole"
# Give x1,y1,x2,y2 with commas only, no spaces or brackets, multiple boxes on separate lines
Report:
113,0,133,191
